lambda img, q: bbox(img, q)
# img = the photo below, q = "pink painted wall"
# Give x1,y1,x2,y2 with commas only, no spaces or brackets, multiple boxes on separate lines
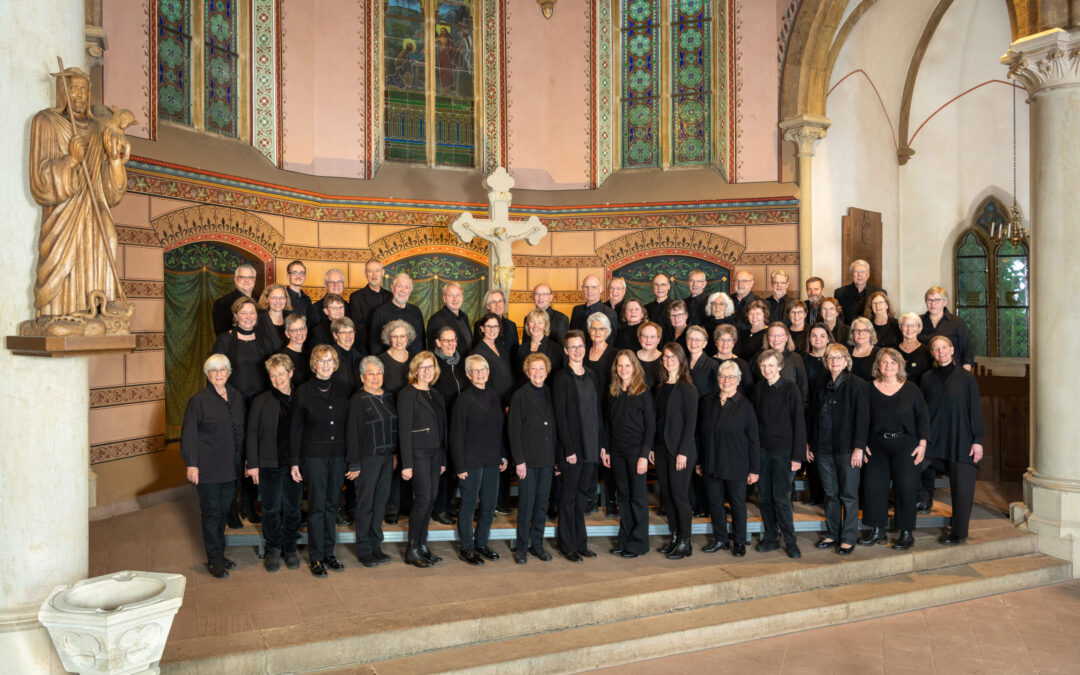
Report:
734,0,779,183
505,2,591,190
102,0,151,139
280,0,367,178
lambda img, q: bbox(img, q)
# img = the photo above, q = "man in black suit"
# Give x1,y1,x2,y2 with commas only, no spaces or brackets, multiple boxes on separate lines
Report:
833,259,883,324
283,260,317,327
765,270,792,323
426,282,472,351
368,273,425,356
685,269,709,326
569,275,618,341
310,268,346,330
527,283,569,344
606,277,627,323
645,273,674,324
349,258,392,331
730,270,759,326
212,263,257,336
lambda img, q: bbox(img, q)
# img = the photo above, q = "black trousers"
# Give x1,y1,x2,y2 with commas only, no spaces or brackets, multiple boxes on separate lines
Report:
817,450,861,545
944,460,978,538
303,455,345,562
407,448,442,549
516,465,553,551
385,465,413,517
704,475,747,543
917,458,943,504
655,449,693,539
611,454,650,554
353,454,393,556
557,460,595,554
689,470,709,513
864,434,919,531
758,450,797,546
197,481,234,564
457,464,500,550
257,467,303,552
433,452,458,516
804,457,825,503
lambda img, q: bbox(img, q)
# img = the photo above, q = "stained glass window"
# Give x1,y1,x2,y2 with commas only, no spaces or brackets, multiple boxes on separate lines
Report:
621,0,660,168
995,241,1029,357
384,0,476,167
955,231,989,358
158,0,192,126
204,0,239,137
671,0,711,165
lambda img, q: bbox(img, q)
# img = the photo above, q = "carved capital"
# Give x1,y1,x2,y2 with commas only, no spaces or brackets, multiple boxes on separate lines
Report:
1002,28,1080,97
779,115,831,157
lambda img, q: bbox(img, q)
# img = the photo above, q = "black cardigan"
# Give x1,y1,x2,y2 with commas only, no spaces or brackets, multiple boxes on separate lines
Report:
449,385,505,470
920,365,985,466
397,385,447,469
288,378,350,464
808,373,870,455
697,391,760,480
181,383,246,483
654,380,698,459
471,340,515,406
246,388,290,469
552,367,608,463
689,353,719,398
507,382,557,467
345,390,398,468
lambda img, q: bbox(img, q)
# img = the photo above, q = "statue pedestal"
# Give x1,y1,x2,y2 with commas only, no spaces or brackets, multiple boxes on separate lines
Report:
6,334,136,358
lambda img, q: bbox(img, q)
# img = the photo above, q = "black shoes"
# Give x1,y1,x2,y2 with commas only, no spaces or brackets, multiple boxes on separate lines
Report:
916,499,933,513
622,550,640,559
858,527,887,546
432,512,456,525
325,555,345,571
702,538,730,553
561,550,583,563
815,539,836,550
529,547,552,561
264,547,281,572
755,539,781,553
419,545,442,564
459,549,485,566
610,545,626,556
358,554,379,567
786,542,802,559
578,548,597,558
513,548,528,564
732,542,746,557
405,548,430,568
209,559,229,579
372,550,392,564
284,550,300,569
223,558,237,570
939,532,966,545
837,544,854,555
310,560,327,577
657,538,677,555
384,514,399,524
335,507,353,526
893,530,915,550
667,539,692,560
476,546,500,561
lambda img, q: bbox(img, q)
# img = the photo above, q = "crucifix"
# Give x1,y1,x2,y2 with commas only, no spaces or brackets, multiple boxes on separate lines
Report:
450,167,548,295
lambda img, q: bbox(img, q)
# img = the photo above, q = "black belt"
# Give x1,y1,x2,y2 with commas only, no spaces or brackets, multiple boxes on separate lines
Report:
878,431,904,439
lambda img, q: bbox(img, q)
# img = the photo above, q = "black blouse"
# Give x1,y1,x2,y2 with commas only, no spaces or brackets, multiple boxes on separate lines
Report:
584,343,617,397
606,388,655,458
851,346,879,382
450,385,506,471
181,383,246,483
212,330,273,399
873,318,901,348
689,353,719,398
397,386,447,468
471,340,515,406
378,351,410,394
277,345,312,386
867,381,931,442
753,378,807,462
920,365,985,466
697,392,760,480
899,343,933,384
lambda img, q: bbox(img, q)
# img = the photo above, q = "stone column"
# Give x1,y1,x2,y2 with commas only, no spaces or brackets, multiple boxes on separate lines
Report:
0,2,91,672
779,115,830,291
1003,28,1080,571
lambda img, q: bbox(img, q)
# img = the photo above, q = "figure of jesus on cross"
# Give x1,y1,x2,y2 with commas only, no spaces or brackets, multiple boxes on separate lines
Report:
450,167,547,295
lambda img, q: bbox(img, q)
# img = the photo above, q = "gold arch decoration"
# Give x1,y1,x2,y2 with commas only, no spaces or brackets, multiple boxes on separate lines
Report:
151,205,283,272
369,226,489,267
596,227,745,271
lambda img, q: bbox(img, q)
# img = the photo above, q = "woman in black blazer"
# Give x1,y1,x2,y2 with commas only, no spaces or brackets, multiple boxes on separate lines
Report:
277,313,311,385
653,343,698,560
471,312,515,406
289,344,351,577
604,350,655,558
696,359,759,558
181,354,246,579
552,330,606,562
344,355,398,568
256,283,291,351
807,344,869,555
451,354,509,565
245,354,302,572
507,353,558,564
397,351,448,567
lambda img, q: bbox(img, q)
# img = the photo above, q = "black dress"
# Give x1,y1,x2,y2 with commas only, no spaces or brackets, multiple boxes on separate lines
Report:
212,329,274,400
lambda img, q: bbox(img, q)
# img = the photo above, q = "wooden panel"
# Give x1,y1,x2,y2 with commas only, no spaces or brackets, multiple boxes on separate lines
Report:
841,207,882,287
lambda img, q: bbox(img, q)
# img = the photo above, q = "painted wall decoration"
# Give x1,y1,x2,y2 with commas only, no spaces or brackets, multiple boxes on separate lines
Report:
370,225,488,264
596,226,745,268
151,204,284,266
591,0,615,187
251,0,279,165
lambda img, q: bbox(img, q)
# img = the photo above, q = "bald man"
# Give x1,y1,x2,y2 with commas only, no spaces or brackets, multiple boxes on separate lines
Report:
527,283,570,344
569,275,618,342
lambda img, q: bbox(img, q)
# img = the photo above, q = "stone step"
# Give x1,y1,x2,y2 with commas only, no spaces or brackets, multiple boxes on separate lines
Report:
370,553,1070,675
161,527,1040,674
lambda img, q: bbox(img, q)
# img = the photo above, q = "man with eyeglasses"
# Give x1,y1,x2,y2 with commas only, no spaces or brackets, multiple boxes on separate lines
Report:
730,270,760,326
766,270,792,323
349,258,393,332
528,283,570,345
368,273,425,356
212,263,258,336
685,270,709,326
606,277,628,324
283,260,317,326
311,268,347,330
833,259,884,324
426,282,472,352
570,275,618,343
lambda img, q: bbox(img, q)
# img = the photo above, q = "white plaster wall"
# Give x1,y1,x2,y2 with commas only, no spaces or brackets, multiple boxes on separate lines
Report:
0,4,91,673
897,0,1028,310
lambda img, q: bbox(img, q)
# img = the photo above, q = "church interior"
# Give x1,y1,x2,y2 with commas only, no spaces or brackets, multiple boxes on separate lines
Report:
3,0,1080,672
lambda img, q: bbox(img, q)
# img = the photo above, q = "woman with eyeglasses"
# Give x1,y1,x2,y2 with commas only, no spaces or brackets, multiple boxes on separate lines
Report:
378,319,415,526
787,301,809,353
397,351,448,567
849,316,879,382
759,322,809,405
696,359,759,557
289,344,351,577
508,353,558,564
636,321,664,388
277,313,312,385
666,300,690,352
702,292,736,357
807,344,869,555
652,343,699,560
864,291,900,348
738,300,771,362
918,286,974,370
713,324,753,396
897,312,933,385
585,312,619,517
471,312,515,406
517,308,564,385
819,297,850,346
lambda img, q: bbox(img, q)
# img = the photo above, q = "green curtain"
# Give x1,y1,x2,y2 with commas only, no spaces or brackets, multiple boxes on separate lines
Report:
616,255,731,307
164,242,254,441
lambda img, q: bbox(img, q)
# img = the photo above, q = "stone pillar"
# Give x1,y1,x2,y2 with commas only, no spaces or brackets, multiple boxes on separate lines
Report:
0,2,91,672
1003,28,1080,572
779,115,830,291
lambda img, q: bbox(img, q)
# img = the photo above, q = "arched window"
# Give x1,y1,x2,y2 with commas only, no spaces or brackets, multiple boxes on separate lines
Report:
619,0,714,169
156,0,248,139
953,197,1029,357
384,0,477,167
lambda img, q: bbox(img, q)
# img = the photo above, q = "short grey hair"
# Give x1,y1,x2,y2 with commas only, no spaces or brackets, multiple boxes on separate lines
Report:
717,359,741,382
381,318,417,346
359,355,384,375
324,268,345,284
204,353,232,377
586,311,612,337
464,354,489,374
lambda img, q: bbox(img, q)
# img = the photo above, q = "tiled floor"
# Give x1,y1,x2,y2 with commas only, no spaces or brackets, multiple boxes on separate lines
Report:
611,581,1080,674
